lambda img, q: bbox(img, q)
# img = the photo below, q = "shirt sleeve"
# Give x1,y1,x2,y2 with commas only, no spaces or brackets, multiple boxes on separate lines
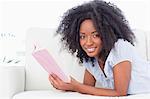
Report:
110,39,133,68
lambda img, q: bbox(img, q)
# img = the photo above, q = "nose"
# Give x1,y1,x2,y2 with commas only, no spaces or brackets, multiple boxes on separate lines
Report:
86,36,93,45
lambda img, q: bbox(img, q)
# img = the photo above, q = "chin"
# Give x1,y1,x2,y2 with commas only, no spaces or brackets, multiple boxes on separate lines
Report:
87,53,97,57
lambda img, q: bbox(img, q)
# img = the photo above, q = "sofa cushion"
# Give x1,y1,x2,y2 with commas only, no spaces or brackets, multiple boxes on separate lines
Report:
0,66,25,98
13,90,150,99
133,29,148,60
12,90,100,99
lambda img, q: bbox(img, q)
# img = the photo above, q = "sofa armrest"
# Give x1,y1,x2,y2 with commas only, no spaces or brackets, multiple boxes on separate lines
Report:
0,66,25,99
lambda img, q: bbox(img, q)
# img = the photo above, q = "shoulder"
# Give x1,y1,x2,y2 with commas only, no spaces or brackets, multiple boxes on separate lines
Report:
111,39,134,55
107,39,134,67
114,39,134,50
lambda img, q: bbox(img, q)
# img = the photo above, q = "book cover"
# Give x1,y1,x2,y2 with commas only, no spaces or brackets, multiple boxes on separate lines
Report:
32,49,70,83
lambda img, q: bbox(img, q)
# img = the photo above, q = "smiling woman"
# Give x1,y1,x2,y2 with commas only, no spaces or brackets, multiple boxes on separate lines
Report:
79,19,102,58
0,0,150,98
49,0,150,96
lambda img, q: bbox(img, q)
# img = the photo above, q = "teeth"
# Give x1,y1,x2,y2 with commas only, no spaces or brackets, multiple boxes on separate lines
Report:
86,48,95,52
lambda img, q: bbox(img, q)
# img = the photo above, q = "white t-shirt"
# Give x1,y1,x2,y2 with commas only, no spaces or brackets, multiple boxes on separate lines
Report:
83,39,150,94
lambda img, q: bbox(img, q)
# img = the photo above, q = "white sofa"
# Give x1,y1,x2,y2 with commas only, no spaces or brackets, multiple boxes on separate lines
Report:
0,28,150,99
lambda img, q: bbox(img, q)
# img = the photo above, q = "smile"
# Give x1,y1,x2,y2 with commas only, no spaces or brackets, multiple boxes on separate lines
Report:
86,47,96,53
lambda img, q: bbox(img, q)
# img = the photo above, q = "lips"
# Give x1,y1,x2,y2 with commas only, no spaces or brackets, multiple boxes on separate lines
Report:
86,47,96,53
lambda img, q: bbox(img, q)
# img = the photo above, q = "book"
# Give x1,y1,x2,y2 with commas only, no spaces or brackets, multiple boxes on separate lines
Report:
32,49,70,83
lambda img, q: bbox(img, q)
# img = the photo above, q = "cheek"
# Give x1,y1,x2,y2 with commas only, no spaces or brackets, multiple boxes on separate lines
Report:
79,40,84,47
80,40,86,51
96,39,102,48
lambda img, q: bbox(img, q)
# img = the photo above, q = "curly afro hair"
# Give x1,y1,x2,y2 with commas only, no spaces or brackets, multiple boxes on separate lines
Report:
56,0,135,64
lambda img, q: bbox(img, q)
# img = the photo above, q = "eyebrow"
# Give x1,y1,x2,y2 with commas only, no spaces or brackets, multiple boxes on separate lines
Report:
91,31,97,34
80,31,97,34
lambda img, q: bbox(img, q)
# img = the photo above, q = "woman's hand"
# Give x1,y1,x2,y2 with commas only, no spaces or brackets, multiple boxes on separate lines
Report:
49,74,79,91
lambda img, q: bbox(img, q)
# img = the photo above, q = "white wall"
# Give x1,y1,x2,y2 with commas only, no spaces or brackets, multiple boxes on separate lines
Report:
0,0,150,65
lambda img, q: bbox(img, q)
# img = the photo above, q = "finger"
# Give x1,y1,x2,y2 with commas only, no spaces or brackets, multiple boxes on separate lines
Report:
48,75,52,83
52,79,60,89
49,75,54,82
51,73,60,80
49,75,52,80
49,75,59,85
69,76,79,84
49,75,60,89
51,73,62,82
50,75,60,86
70,76,75,81
48,75,55,86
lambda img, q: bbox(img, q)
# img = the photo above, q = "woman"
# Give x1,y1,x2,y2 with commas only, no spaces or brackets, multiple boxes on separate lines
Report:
49,0,150,96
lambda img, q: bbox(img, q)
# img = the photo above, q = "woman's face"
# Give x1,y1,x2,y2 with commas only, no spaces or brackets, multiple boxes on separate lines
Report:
79,19,102,58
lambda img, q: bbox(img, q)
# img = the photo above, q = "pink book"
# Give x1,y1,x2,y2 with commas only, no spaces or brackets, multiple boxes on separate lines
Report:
32,49,70,82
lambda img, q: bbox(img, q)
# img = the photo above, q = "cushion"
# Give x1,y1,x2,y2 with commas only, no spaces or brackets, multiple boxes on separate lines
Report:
13,90,150,99
13,90,99,99
133,29,148,60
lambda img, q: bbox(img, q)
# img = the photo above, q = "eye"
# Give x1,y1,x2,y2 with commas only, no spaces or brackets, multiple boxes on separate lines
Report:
80,34,85,39
92,32,100,38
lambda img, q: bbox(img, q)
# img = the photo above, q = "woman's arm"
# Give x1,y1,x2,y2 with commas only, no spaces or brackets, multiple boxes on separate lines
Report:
83,69,96,86
49,61,131,96
73,61,131,96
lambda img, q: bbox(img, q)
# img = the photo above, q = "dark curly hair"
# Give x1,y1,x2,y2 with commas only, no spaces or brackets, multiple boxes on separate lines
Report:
56,0,135,64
